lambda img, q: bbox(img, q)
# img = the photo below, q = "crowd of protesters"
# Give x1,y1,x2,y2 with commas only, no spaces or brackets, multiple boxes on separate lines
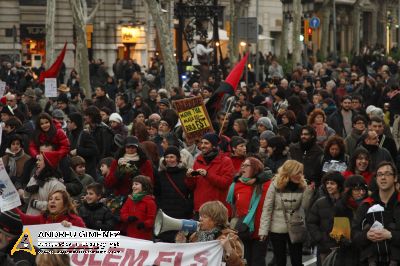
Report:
1,51,400,266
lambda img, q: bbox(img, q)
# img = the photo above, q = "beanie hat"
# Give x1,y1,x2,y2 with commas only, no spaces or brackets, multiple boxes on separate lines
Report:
109,113,123,124
0,96,6,106
52,109,65,120
202,133,220,147
257,117,273,130
42,151,63,169
158,98,170,107
322,171,345,191
259,130,275,141
125,136,139,147
57,93,69,104
344,175,368,191
0,210,23,237
68,112,83,129
164,146,181,160
230,136,247,148
1,105,14,116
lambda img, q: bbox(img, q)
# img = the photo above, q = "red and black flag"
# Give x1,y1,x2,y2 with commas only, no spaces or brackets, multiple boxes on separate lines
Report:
206,53,248,119
38,42,67,83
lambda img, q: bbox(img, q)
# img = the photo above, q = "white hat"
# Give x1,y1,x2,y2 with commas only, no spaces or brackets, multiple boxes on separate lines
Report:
109,113,123,124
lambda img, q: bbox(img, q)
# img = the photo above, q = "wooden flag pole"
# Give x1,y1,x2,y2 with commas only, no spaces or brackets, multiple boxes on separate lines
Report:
218,99,234,136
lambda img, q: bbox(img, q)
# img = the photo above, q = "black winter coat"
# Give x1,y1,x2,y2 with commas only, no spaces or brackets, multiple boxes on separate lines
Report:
68,129,99,179
332,196,362,266
118,103,135,126
352,192,400,263
94,95,116,112
327,109,355,137
289,142,323,186
154,163,193,242
154,164,193,219
89,123,116,160
307,195,338,254
79,202,115,231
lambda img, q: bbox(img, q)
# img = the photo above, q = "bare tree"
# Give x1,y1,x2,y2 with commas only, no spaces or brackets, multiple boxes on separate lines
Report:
280,14,289,63
45,0,56,66
143,0,179,91
320,0,332,60
292,0,302,66
352,0,362,55
68,0,104,97
228,0,250,64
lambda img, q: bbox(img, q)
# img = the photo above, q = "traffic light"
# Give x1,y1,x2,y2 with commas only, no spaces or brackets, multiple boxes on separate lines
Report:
307,27,313,41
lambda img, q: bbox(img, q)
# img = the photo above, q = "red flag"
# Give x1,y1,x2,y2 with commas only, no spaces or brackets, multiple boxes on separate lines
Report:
205,53,249,119
38,42,67,83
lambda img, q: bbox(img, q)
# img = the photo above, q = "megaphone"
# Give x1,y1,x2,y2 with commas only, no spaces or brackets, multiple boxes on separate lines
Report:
154,209,199,236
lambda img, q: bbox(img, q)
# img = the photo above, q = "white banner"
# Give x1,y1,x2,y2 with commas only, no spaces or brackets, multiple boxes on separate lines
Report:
26,223,223,266
44,78,57,98
0,159,21,212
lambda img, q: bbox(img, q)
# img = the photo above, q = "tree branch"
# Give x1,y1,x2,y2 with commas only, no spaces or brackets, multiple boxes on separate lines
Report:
86,0,105,23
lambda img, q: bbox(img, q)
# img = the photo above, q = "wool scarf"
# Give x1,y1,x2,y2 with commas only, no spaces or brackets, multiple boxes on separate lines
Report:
5,148,24,177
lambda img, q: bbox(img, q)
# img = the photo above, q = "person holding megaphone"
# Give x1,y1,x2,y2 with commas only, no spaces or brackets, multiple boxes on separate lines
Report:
175,201,244,266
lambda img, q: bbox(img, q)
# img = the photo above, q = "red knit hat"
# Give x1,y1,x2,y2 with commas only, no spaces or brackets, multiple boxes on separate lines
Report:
42,151,63,169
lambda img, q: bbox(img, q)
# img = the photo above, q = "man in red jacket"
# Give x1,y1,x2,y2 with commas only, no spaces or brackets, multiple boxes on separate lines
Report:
186,133,235,218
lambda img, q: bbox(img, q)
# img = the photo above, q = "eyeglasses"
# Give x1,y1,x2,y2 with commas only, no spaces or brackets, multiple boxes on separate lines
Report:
376,171,394,178
241,163,251,168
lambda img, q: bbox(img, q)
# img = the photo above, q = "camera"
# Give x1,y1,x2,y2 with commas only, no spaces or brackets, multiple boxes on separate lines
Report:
191,170,200,176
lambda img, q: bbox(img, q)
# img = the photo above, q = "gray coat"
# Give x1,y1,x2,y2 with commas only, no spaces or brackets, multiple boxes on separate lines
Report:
259,179,313,236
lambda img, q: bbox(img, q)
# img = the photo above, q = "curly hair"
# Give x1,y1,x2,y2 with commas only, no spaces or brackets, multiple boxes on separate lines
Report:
308,108,326,125
347,147,371,173
275,160,307,190
324,135,346,157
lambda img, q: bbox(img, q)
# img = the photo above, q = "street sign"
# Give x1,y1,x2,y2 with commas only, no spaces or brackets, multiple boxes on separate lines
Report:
237,17,258,43
309,16,320,29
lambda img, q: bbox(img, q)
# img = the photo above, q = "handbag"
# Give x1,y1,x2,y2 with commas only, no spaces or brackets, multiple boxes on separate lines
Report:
280,192,307,244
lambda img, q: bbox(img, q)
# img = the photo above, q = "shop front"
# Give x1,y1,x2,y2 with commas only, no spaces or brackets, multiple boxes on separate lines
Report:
20,24,45,67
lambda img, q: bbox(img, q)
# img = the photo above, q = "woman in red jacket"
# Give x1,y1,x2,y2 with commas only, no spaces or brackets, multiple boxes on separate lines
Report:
226,156,271,266
29,112,70,159
120,175,157,240
105,136,154,196
15,190,85,228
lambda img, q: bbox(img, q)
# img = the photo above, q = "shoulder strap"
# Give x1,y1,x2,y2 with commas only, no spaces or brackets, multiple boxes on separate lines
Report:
279,192,290,226
165,172,187,201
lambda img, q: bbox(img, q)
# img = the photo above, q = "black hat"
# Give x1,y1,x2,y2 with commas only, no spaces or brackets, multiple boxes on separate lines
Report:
230,136,247,148
0,105,14,116
125,136,139,147
164,146,181,160
57,93,69,104
202,132,220,147
322,171,345,191
0,210,23,237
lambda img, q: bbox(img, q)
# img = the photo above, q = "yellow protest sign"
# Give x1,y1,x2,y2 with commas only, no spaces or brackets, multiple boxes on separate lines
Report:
173,96,214,141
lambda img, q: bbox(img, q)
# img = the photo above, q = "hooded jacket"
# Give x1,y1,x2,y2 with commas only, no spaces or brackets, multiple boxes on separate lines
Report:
259,180,313,236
